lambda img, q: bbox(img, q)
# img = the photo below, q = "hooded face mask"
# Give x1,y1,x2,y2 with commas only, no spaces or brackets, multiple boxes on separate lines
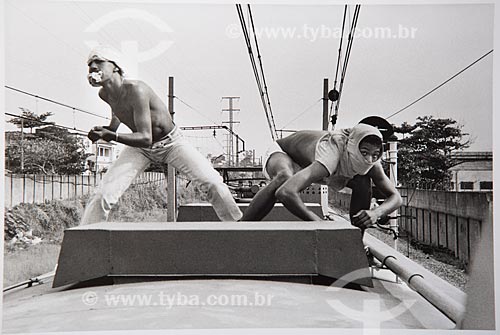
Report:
346,123,383,175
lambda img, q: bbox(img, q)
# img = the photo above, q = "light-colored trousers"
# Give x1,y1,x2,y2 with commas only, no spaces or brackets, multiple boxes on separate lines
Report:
81,127,242,224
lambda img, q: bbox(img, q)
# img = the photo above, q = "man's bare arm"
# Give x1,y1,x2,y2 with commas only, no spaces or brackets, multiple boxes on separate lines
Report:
90,85,153,147
352,164,402,229
275,161,330,221
115,85,153,147
104,114,121,132
88,93,121,142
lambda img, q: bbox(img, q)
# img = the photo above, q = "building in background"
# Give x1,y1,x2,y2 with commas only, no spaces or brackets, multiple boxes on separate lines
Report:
449,152,492,192
83,137,121,174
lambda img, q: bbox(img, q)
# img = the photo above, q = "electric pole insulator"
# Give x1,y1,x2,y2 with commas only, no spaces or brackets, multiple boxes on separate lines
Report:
328,89,339,102
331,114,338,126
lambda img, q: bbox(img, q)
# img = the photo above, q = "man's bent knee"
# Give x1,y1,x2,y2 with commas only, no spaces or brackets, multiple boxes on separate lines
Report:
275,184,293,204
271,170,293,186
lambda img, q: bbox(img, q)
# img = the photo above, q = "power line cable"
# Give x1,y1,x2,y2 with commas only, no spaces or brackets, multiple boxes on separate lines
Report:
386,49,494,119
248,4,278,139
72,2,118,47
333,5,348,88
335,5,360,114
329,5,348,120
280,98,322,129
5,86,110,120
174,95,220,125
7,1,86,58
237,5,265,101
236,4,278,141
5,112,88,135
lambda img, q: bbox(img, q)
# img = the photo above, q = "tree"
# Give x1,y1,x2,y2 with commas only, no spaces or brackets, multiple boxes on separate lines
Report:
8,107,54,133
394,116,470,189
5,112,91,175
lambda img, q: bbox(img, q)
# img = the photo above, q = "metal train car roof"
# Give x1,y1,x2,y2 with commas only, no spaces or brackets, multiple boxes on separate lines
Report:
4,198,487,334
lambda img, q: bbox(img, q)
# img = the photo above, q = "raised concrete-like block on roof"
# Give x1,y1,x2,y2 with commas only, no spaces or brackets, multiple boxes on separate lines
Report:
53,221,371,288
177,203,324,221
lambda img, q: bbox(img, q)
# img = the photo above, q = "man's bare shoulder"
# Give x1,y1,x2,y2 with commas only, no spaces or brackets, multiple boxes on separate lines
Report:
124,79,152,96
278,130,328,147
366,161,385,178
278,130,329,166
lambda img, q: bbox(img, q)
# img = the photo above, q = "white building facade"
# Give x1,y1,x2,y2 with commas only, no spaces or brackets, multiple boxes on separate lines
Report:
448,152,492,192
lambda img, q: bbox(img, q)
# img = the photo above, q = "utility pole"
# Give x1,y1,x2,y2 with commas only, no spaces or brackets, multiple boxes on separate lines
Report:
388,135,399,250
222,97,240,166
20,117,24,172
322,78,329,131
167,76,177,222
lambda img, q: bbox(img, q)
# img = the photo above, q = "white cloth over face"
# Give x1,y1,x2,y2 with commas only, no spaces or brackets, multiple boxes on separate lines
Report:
315,123,383,190
87,45,127,76
345,123,384,175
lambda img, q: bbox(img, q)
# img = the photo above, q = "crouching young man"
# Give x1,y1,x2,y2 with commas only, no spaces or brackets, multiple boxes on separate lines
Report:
241,121,402,230
82,45,242,224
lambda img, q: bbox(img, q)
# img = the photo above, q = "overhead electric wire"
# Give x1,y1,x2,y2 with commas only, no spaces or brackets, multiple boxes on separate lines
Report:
5,112,88,135
329,5,360,126
386,49,494,119
329,5,348,119
5,86,110,120
236,4,278,141
247,4,278,140
280,98,322,130
236,4,266,122
335,5,360,113
236,5,263,94
333,5,348,88
174,95,220,125
72,2,117,47
6,1,85,59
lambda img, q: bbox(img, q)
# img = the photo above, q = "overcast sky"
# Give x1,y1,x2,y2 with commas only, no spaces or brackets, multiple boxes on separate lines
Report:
2,0,495,159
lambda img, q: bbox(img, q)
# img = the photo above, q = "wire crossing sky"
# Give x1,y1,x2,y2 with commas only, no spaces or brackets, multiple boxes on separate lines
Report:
386,49,494,120
3,1,495,157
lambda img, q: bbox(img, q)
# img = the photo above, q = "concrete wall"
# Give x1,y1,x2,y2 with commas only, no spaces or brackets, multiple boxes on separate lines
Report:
329,188,493,266
4,172,166,208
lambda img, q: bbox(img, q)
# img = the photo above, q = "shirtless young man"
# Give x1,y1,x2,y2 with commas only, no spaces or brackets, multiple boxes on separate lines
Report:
81,46,242,224
241,121,402,230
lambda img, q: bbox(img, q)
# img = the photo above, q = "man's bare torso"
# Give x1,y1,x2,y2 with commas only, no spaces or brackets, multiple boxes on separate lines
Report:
277,130,329,168
100,80,174,142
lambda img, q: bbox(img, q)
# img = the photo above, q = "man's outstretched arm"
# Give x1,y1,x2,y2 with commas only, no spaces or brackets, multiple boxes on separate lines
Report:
88,113,121,143
351,164,402,229
89,85,153,147
275,161,329,221
104,114,121,132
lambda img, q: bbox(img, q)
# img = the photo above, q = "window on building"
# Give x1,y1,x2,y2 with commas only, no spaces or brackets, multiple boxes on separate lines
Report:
98,147,110,157
479,181,493,190
460,182,474,190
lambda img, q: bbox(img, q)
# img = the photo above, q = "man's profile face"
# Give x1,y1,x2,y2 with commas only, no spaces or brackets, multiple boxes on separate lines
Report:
358,142,381,163
87,60,116,86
